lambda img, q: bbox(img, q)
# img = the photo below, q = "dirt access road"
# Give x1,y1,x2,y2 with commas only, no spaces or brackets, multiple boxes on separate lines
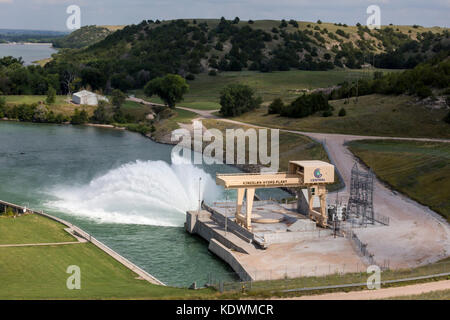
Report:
282,279,450,300
178,106,450,269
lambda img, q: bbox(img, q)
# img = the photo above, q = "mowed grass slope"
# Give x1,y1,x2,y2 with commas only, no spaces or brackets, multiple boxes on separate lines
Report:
232,94,450,139
0,243,213,299
0,214,212,299
0,214,75,244
347,140,450,221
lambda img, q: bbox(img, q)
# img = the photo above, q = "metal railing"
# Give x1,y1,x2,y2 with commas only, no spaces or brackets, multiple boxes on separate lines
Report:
207,260,450,293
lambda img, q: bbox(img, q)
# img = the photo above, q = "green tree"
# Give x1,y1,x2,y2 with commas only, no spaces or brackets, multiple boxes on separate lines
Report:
33,104,49,122
92,100,112,124
46,86,56,104
111,89,126,108
0,95,5,117
144,74,189,108
338,107,347,117
268,98,284,114
71,108,89,124
219,84,262,117
444,111,450,124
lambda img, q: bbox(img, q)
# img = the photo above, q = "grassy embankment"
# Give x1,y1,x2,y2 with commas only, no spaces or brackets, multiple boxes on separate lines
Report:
347,140,450,222
0,213,215,299
3,95,94,117
389,289,450,300
231,94,450,139
3,95,197,127
1,212,448,299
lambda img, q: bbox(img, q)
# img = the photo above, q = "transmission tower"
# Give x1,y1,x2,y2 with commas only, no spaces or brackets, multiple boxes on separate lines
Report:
347,163,374,225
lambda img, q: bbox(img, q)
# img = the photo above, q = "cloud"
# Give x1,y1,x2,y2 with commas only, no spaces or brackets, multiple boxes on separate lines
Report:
0,0,448,30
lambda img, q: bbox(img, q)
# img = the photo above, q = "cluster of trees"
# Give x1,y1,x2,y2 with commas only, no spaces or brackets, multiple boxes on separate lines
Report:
267,94,332,118
372,29,449,69
0,56,59,95
330,51,450,100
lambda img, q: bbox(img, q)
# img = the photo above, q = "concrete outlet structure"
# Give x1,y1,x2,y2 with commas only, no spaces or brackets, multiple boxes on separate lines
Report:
216,160,334,229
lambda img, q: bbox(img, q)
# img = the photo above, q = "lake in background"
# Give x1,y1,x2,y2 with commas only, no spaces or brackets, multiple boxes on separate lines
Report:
0,121,289,286
0,43,57,65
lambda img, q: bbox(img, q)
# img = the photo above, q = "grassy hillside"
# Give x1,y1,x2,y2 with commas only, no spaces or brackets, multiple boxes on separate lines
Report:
347,140,450,221
0,214,75,244
134,68,397,110
52,25,124,49
47,18,448,95
230,94,450,139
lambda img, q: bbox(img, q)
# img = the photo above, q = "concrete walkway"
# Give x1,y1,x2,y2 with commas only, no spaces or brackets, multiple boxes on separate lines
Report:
0,241,83,248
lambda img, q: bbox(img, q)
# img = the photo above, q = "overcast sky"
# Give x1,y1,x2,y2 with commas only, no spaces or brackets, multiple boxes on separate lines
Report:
0,0,448,31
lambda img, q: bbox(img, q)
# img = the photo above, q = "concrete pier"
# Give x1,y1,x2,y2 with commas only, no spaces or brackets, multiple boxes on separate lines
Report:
186,201,363,282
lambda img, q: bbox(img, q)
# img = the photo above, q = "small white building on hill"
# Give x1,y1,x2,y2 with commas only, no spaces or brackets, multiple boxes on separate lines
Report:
72,90,108,106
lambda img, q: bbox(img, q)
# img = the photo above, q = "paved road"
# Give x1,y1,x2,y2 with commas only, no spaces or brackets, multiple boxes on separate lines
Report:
285,279,450,300
176,106,450,269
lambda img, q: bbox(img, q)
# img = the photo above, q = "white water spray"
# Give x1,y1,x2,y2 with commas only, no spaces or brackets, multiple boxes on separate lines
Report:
47,153,222,227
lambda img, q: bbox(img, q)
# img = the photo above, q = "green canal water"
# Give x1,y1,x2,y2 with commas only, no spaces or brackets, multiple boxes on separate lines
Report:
0,121,289,286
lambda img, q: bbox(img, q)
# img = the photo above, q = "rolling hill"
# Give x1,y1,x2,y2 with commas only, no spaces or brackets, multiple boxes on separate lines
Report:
47,18,448,92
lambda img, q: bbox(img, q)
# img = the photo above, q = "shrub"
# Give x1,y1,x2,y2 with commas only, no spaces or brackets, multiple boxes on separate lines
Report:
2,207,15,217
414,84,433,99
268,98,284,114
322,110,333,117
46,87,56,104
444,111,450,124
280,93,331,118
186,74,195,81
219,84,262,117
338,107,347,117
71,108,89,124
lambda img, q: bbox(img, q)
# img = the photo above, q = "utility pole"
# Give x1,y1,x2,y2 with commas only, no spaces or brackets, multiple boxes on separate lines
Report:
198,177,202,213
